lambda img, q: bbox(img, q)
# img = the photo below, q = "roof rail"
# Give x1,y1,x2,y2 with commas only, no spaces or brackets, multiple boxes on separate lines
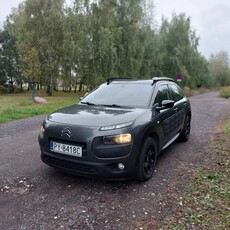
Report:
151,77,174,85
107,78,132,85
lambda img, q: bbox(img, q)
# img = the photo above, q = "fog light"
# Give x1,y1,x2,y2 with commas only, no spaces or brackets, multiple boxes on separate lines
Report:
118,163,125,170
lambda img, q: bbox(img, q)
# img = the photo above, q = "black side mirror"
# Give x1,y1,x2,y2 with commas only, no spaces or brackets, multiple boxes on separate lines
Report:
156,100,174,110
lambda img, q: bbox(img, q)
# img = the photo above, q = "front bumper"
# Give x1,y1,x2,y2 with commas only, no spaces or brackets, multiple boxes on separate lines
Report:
41,150,137,180
38,122,140,180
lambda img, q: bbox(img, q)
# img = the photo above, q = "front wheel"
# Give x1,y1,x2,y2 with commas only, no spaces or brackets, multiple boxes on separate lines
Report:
137,137,157,182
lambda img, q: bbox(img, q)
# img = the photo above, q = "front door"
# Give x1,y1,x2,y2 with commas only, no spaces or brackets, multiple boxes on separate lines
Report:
153,84,175,146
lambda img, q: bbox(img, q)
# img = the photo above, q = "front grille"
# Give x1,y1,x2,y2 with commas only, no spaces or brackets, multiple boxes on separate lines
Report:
43,155,97,174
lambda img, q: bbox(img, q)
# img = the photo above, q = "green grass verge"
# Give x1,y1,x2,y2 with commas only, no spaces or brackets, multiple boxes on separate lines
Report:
220,87,230,99
0,91,83,123
167,117,230,229
182,86,209,97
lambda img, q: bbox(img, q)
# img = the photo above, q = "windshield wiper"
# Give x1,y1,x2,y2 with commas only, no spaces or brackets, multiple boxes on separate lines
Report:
81,101,96,106
81,102,132,108
100,104,123,108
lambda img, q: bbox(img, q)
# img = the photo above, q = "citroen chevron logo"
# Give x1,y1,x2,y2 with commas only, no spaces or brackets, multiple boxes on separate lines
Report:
61,127,72,138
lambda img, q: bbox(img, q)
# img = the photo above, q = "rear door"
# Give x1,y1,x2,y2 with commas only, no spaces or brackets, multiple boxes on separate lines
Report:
168,83,187,134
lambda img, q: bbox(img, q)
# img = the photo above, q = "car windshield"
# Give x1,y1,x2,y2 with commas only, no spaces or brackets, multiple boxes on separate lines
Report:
81,82,153,108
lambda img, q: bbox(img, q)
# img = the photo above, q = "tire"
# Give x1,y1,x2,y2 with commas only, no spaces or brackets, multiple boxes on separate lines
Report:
137,137,157,182
178,115,191,142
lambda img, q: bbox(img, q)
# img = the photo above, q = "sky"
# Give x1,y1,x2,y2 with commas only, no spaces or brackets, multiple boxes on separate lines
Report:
0,0,230,59
154,0,230,58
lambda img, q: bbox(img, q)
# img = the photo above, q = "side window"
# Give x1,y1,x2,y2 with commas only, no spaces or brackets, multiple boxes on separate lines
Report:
154,85,169,105
169,84,184,102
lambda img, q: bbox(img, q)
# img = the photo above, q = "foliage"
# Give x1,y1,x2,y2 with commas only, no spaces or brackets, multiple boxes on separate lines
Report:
182,86,208,97
0,42,8,85
0,22,22,92
158,14,208,88
11,0,65,95
223,117,230,135
209,51,230,87
220,87,230,98
22,48,41,83
1,0,230,94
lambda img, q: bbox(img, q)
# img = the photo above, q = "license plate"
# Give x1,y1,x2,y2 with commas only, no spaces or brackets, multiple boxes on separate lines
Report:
50,141,82,157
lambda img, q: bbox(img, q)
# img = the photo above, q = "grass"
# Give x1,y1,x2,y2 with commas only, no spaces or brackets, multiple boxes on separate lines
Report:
220,87,230,99
182,86,209,97
0,87,228,124
183,86,230,98
166,116,230,229
0,90,84,124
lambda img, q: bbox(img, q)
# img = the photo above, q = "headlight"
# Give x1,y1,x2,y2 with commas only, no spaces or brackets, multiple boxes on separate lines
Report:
39,124,45,138
100,122,133,131
103,133,132,145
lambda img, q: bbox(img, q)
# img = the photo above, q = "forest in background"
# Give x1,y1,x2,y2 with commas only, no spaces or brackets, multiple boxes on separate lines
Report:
0,0,230,95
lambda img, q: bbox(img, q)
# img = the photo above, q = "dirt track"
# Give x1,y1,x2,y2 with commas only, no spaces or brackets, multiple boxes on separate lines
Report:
0,92,230,229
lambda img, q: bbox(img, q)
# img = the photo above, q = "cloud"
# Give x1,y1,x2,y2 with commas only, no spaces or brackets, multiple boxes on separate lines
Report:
198,3,230,57
0,0,23,27
154,0,230,58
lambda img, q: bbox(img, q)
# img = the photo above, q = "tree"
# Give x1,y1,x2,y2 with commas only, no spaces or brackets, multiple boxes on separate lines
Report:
13,0,65,95
0,22,21,92
158,13,208,88
0,33,8,85
209,51,230,86
114,0,144,78
22,47,41,98
2,0,213,94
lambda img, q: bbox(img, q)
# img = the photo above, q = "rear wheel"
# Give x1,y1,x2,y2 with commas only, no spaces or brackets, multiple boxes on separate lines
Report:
137,137,157,182
178,115,191,142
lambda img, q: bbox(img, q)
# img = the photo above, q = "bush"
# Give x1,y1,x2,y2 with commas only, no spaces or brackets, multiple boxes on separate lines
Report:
183,86,191,96
0,86,25,94
0,86,9,94
220,87,230,98
14,87,25,93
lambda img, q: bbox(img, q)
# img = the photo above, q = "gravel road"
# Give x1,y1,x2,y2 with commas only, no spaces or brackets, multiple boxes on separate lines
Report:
0,92,229,230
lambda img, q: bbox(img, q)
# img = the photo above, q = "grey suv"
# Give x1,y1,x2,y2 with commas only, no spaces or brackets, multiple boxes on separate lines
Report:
38,77,191,181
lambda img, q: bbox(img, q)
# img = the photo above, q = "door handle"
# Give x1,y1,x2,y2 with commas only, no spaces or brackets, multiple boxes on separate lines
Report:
174,107,178,112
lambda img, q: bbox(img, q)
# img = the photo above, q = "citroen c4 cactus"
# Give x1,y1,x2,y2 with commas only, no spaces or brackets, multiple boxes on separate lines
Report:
38,77,191,181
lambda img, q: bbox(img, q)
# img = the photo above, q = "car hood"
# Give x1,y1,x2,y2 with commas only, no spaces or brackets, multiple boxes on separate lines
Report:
47,104,146,127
